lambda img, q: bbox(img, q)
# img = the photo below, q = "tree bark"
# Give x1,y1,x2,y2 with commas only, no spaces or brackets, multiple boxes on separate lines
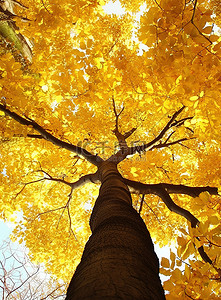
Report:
66,162,165,300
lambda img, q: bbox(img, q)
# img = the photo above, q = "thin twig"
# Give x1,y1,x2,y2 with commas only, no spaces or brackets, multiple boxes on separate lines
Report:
138,194,145,214
149,137,195,151
153,0,163,10
128,106,191,155
40,0,52,14
144,200,165,228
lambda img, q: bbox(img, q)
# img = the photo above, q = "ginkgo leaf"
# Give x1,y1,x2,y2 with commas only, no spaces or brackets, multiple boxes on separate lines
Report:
185,264,191,280
208,215,219,225
189,96,199,101
199,192,210,203
161,257,170,268
163,279,174,291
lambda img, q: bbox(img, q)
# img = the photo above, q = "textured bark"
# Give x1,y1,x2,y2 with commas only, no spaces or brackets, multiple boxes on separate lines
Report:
66,162,165,300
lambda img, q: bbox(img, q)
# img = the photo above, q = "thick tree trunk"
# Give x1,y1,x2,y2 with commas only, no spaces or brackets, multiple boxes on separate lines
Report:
66,162,165,300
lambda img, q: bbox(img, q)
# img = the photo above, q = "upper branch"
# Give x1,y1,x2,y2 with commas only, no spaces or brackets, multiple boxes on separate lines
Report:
183,0,212,45
149,137,194,151
112,98,126,146
128,106,193,155
0,104,103,167
108,98,137,163
112,98,137,145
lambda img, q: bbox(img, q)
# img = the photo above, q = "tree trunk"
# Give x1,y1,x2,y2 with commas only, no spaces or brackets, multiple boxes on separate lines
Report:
66,162,165,300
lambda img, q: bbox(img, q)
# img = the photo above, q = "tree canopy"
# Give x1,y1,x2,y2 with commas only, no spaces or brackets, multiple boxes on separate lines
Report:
0,0,221,298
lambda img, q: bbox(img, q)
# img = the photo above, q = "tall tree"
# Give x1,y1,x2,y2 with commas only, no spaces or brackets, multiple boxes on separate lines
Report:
66,161,165,299
0,0,220,299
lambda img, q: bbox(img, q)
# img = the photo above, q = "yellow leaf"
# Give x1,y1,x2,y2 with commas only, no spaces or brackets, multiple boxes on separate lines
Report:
170,251,176,263
175,75,182,84
161,257,170,268
203,26,213,34
189,95,199,101
55,95,63,103
208,215,219,225
201,263,211,274
163,279,174,291
199,221,209,235
163,99,171,109
146,82,154,93
199,91,204,97
177,236,186,247
185,264,191,280
160,268,171,276
182,241,195,260
80,42,86,50
199,191,210,203
130,167,138,177
172,268,182,281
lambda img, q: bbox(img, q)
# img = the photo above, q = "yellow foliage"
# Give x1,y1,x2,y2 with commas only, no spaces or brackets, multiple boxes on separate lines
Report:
0,0,220,298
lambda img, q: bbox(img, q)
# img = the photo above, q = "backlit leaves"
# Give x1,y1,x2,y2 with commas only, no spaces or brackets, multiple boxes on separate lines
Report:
0,0,220,298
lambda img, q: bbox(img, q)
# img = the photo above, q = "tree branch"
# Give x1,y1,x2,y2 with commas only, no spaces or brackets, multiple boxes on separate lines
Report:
25,171,99,193
123,177,220,272
123,179,218,228
158,188,219,272
124,127,137,139
153,0,163,10
32,172,99,240
6,265,40,299
0,104,103,167
112,98,137,150
181,0,212,46
107,106,191,164
123,179,219,198
173,117,193,127
27,134,44,139
112,98,126,146
162,183,219,197
191,0,198,21
128,106,192,155
138,194,145,215
55,187,77,239
40,284,66,300
40,0,52,14
149,137,194,151
157,187,199,227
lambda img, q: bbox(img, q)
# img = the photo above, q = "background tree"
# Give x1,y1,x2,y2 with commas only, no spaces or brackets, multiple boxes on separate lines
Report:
0,0,220,299
0,239,66,299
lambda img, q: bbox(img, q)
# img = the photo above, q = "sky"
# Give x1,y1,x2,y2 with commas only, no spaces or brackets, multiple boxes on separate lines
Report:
0,220,12,240
103,0,126,14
